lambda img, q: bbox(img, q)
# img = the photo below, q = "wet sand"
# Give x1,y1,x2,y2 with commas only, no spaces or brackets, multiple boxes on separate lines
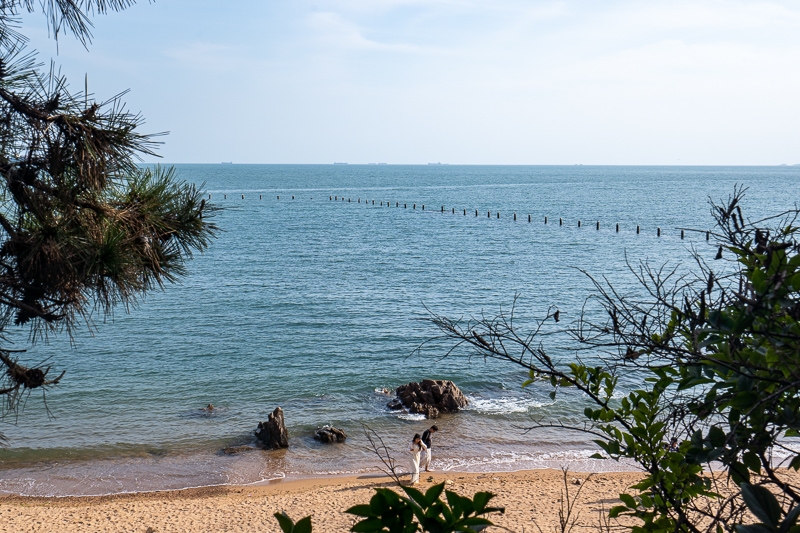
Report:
0,468,643,532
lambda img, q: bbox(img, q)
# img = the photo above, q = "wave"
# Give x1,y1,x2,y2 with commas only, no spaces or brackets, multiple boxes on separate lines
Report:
465,395,554,414
436,449,632,474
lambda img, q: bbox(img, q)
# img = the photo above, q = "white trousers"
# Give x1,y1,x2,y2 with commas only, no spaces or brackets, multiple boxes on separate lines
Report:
409,455,421,483
420,447,432,470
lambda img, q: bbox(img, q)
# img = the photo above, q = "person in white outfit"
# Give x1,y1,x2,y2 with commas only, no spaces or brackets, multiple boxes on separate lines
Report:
408,433,427,484
420,425,438,472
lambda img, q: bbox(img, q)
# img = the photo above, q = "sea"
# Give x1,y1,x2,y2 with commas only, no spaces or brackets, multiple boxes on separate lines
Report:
0,164,798,497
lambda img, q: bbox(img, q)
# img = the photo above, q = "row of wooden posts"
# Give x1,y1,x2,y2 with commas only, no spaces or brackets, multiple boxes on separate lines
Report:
207,193,708,241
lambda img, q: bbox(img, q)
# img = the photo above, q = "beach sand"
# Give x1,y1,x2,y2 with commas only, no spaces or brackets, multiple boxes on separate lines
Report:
0,468,643,532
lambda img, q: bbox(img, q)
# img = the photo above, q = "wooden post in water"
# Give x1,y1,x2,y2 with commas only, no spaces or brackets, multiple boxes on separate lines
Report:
452,207,455,214
596,221,600,230
260,195,262,199
681,229,684,239
706,231,710,241
514,213,517,221
349,198,351,202
528,214,531,223
372,200,375,205
224,194,227,199
657,227,661,237
464,209,467,215
413,204,416,209
441,205,444,213
242,194,245,199
422,204,425,210
396,202,399,207
292,195,295,199
330,196,332,200
616,223,619,232
487,210,490,218
578,220,581,227
545,216,548,224
475,209,478,216
637,225,640,234
497,212,500,219
208,194,211,199
559,218,562,226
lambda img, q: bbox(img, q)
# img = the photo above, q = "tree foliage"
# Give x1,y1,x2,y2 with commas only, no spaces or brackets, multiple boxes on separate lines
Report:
0,1,217,438
429,188,800,533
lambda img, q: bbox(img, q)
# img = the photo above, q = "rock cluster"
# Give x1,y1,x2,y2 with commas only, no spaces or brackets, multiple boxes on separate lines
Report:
387,379,468,419
255,406,289,449
314,425,347,443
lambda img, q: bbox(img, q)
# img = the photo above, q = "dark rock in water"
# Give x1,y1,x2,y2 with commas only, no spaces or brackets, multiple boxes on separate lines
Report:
386,398,404,410
409,403,440,419
395,380,468,418
314,425,347,443
255,406,289,449
222,445,257,455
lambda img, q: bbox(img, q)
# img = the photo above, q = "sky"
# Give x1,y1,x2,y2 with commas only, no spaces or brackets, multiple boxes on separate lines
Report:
17,0,800,165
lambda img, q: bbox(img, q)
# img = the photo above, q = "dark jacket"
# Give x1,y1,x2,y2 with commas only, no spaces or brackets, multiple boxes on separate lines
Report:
422,429,433,448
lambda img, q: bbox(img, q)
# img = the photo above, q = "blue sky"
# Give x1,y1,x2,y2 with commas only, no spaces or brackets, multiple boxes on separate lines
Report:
20,1,800,164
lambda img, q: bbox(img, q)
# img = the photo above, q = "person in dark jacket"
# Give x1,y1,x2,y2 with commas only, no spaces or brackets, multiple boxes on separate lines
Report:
420,425,438,472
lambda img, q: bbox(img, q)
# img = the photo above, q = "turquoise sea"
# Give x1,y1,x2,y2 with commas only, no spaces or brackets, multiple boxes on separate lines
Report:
0,164,798,496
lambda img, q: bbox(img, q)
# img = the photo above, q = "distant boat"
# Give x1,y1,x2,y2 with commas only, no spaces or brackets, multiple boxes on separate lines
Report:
221,162,233,164
333,162,348,165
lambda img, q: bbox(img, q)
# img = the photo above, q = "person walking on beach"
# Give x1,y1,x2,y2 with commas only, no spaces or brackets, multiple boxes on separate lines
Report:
408,433,427,484
420,425,438,472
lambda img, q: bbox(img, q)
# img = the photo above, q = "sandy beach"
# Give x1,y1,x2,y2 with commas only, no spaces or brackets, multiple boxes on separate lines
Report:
0,468,643,532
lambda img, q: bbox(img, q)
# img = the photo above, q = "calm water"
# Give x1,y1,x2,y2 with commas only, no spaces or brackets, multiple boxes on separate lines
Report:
0,165,798,496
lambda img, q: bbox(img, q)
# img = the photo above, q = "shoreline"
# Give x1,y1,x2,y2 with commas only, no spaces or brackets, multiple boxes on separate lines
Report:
0,468,644,532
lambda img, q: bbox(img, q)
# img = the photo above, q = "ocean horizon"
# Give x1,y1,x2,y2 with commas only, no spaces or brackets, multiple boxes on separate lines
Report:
1,164,798,497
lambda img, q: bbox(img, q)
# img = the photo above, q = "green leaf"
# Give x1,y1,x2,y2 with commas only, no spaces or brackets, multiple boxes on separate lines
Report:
708,426,726,447
346,504,375,518
446,490,464,519
424,483,445,506
294,516,313,533
743,451,761,473
742,483,782,528
472,491,494,513
274,512,295,533
370,493,390,515
619,493,637,508
609,505,627,518
401,485,428,509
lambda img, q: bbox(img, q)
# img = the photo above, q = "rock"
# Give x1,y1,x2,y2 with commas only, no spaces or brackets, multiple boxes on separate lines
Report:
222,445,257,455
255,407,289,449
394,380,468,418
314,425,347,443
386,398,404,410
408,402,439,419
